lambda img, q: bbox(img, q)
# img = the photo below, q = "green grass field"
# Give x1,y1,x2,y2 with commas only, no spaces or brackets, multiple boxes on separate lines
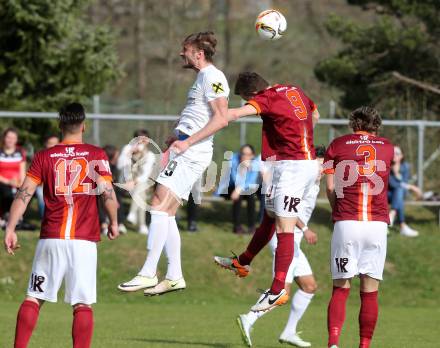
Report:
1,202,439,347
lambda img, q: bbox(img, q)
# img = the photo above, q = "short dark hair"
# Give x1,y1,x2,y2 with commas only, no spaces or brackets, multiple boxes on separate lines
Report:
234,72,269,98
44,134,59,144
133,129,150,138
1,127,19,147
2,127,19,138
349,106,382,133
240,143,256,156
183,31,217,62
59,103,86,133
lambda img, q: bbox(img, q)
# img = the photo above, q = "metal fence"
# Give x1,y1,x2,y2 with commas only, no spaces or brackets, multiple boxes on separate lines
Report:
1,110,439,192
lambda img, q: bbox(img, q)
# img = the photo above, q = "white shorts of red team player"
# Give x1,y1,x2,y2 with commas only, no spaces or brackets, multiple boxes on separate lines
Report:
331,220,387,281
264,159,319,218
27,239,97,305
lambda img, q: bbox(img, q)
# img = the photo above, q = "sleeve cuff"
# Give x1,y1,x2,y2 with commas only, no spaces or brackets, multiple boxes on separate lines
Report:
26,172,41,185
247,100,261,115
97,175,113,183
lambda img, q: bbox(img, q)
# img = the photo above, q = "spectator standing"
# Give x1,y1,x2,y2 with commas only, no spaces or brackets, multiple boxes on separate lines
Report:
0,128,26,226
388,146,422,237
217,144,261,234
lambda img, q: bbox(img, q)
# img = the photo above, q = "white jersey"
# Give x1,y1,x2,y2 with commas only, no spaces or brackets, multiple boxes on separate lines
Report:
176,64,229,152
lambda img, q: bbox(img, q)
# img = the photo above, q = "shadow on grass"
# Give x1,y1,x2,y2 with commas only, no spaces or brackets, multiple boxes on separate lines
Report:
128,338,231,347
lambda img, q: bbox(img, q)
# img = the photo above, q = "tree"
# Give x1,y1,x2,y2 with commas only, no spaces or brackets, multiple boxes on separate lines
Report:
0,0,121,144
315,0,440,119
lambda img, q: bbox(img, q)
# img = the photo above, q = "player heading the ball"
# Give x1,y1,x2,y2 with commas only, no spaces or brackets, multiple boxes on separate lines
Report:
118,31,230,296
172,70,321,312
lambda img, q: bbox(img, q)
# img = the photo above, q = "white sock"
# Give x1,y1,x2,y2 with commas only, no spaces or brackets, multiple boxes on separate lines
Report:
138,210,169,277
281,289,314,336
244,310,266,326
165,216,183,280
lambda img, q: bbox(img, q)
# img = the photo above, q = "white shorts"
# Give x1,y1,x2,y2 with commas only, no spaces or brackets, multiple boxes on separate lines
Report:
27,239,97,305
264,160,319,218
269,232,313,284
331,220,387,280
156,147,212,201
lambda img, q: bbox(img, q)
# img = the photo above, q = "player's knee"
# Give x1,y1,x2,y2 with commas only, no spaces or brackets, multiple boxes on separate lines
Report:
302,281,317,294
25,296,44,307
73,303,92,310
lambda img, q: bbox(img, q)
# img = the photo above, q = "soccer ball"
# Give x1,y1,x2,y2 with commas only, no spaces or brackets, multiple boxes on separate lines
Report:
255,9,287,41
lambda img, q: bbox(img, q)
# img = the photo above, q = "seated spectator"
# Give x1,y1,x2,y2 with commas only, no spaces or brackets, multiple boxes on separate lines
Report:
117,129,157,234
216,144,262,234
0,128,26,227
99,145,128,235
388,146,422,237
35,134,60,218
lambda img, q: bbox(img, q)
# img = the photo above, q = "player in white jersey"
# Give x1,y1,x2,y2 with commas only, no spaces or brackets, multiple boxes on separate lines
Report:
118,31,229,295
236,152,325,348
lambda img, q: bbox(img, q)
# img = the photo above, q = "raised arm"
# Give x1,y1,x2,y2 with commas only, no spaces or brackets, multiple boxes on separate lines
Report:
4,177,38,255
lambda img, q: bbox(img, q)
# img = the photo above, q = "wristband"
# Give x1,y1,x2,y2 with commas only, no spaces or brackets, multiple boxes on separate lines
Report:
301,225,309,232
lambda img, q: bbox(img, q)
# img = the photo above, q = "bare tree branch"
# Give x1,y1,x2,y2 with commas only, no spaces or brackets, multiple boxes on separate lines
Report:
392,71,440,95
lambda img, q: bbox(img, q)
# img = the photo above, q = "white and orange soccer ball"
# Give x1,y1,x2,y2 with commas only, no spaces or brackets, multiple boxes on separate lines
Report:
255,9,287,41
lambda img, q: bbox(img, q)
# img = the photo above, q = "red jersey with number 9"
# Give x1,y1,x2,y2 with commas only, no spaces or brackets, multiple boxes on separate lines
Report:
26,142,112,241
247,84,317,161
324,132,394,223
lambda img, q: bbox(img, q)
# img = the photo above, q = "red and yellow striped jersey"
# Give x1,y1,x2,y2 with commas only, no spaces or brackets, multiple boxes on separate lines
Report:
247,84,317,161
324,132,394,223
27,142,112,241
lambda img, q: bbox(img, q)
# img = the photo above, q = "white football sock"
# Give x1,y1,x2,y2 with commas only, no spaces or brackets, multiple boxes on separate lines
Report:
244,309,268,326
165,216,183,281
138,210,169,277
281,289,314,336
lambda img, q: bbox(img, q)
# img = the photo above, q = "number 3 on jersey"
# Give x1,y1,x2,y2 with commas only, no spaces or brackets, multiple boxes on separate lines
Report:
356,144,376,176
55,157,91,195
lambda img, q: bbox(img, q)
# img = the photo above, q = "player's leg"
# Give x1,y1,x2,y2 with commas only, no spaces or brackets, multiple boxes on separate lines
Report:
65,240,97,348
144,213,186,295
72,304,93,348
327,278,351,348
358,275,380,348
16,239,66,347
249,215,294,312
357,221,387,348
118,184,179,291
328,221,360,348
214,210,275,277
14,297,44,348
280,274,317,347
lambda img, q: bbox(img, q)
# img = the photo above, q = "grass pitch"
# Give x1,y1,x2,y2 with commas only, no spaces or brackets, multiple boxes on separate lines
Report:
1,202,439,347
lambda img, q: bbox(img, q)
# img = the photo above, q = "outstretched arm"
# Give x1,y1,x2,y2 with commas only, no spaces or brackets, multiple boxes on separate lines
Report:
227,104,258,121
4,177,38,255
